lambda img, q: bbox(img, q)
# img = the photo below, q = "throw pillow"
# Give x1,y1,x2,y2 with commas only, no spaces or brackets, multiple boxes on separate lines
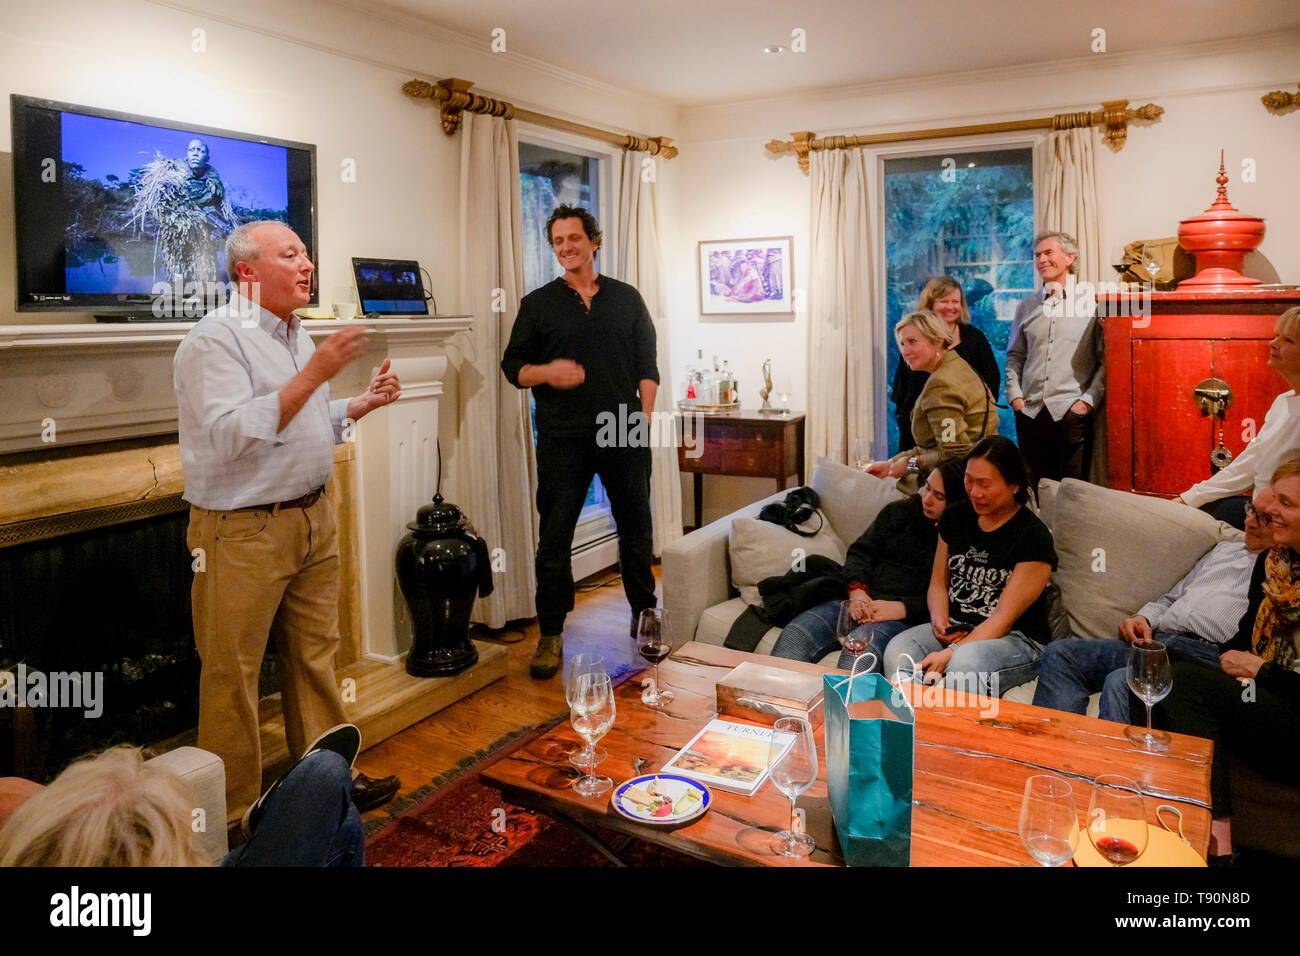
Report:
810,457,905,544
729,513,847,606
1051,478,1235,639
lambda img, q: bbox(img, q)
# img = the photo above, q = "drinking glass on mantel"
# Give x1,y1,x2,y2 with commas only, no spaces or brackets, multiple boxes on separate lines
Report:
635,608,674,707
768,716,818,858
569,672,615,798
1124,641,1172,752
1019,774,1079,866
1087,774,1149,866
564,653,607,771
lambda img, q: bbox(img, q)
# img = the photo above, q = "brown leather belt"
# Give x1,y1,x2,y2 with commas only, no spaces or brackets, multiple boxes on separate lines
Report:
237,486,325,513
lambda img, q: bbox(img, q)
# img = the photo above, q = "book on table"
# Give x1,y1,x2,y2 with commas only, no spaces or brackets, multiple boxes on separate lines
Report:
661,718,795,796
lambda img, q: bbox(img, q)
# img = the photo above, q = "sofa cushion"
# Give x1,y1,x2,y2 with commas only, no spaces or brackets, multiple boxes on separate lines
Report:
696,597,782,653
1051,478,1243,639
729,513,846,606
810,457,905,544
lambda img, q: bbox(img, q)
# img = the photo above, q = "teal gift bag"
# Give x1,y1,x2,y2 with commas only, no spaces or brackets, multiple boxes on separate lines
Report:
823,665,915,866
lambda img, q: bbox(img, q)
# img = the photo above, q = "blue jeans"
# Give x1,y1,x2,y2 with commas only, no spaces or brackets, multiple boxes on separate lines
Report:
883,624,1043,697
1032,631,1223,723
221,750,364,867
771,599,909,670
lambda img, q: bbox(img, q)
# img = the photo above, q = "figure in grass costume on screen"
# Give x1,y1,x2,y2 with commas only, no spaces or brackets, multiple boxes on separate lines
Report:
129,137,239,285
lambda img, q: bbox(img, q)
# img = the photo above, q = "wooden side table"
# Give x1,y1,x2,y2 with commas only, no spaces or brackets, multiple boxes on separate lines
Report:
676,409,805,530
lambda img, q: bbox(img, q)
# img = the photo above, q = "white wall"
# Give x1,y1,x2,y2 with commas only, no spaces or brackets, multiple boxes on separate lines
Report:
668,34,1300,523
0,0,679,514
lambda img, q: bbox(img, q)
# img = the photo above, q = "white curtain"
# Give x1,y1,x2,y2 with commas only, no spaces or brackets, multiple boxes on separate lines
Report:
614,150,683,555
1035,125,1107,483
1035,127,1103,283
455,112,538,626
806,147,875,466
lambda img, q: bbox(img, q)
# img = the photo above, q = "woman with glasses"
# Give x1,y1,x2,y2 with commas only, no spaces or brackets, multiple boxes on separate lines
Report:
1175,306,1300,529
1160,456,1300,863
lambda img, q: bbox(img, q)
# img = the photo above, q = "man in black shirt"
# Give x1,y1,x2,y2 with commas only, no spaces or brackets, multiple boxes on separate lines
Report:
501,205,660,677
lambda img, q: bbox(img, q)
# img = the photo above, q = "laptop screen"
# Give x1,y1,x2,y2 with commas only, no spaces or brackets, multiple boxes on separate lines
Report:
351,257,429,316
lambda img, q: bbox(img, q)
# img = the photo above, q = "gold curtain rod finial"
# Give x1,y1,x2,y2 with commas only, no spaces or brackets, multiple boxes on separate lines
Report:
1261,86,1299,113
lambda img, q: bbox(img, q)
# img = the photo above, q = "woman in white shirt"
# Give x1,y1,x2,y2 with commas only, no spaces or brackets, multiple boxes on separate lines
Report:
1176,307,1300,529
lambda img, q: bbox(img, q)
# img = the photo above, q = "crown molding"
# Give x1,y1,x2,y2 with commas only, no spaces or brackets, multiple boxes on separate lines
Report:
681,29,1300,116
141,0,674,118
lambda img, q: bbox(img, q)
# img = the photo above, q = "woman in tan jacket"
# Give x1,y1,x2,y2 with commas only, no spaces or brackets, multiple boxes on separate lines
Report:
868,310,999,481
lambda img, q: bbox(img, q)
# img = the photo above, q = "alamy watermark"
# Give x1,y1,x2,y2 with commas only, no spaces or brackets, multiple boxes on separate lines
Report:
891,667,1001,718
595,404,703,459
0,664,104,718
150,278,259,321
1042,279,1153,327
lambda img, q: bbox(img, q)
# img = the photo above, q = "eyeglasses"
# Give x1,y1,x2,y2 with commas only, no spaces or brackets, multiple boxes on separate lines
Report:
1245,502,1274,526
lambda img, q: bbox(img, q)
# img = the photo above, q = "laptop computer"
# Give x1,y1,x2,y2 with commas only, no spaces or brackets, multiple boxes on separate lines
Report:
351,257,430,317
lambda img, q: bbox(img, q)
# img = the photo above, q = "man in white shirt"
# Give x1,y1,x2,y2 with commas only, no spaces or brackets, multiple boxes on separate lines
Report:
174,220,402,823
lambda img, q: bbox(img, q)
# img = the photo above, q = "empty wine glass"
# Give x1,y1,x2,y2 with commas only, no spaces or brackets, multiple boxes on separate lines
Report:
768,716,818,858
1124,641,1172,752
1087,774,1149,866
1019,775,1079,866
564,653,607,770
635,608,674,707
569,672,615,798
851,438,871,472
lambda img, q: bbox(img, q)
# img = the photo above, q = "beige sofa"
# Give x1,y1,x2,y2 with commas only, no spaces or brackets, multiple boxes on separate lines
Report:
662,458,1300,858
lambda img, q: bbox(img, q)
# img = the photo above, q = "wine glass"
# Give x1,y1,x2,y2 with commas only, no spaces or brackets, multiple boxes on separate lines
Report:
851,438,871,472
635,608,674,707
768,716,818,858
1087,774,1149,866
569,672,615,797
776,389,792,415
1124,641,1172,752
836,599,871,662
564,653,607,770
1019,775,1079,866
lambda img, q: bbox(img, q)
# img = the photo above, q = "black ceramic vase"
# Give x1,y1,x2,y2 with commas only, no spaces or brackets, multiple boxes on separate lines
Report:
396,494,494,677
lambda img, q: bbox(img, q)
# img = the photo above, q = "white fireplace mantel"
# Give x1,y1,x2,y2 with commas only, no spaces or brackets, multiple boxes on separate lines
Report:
0,315,471,663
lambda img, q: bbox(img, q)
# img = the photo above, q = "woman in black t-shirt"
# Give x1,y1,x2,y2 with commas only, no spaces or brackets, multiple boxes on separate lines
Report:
883,436,1058,698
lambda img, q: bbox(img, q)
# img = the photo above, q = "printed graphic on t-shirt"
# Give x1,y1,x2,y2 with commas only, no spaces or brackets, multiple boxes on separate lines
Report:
948,548,1008,624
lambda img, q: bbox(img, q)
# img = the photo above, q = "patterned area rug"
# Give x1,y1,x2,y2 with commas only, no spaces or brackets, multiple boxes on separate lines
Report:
365,668,708,867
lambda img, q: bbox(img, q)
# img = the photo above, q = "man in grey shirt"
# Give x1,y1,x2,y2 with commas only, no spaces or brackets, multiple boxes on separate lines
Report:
174,220,402,824
1004,230,1105,486
1033,487,1275,721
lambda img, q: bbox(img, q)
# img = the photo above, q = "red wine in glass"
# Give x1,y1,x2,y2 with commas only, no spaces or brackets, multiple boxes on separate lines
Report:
1094,835,1141,866
638,641,671,664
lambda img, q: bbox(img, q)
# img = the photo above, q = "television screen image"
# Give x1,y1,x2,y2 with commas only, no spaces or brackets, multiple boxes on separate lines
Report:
60,112,289,293
12,95,316,314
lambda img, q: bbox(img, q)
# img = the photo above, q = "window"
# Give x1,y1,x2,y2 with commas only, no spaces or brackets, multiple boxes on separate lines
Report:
882,147,1034,454
518,140,615,548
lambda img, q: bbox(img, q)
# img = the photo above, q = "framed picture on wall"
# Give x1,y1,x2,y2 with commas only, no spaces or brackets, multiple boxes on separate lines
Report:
697,236,793,316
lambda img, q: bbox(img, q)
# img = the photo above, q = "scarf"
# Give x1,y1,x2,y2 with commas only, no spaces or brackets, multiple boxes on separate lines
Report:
1250,547,1300,668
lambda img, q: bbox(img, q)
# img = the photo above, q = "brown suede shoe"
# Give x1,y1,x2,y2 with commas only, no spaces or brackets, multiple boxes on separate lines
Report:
531,632,563,679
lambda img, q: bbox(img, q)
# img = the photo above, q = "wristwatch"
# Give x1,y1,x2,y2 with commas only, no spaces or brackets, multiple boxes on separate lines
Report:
906,456,920,475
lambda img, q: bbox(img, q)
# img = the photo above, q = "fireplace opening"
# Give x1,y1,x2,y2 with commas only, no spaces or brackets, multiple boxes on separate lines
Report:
1,495,282,781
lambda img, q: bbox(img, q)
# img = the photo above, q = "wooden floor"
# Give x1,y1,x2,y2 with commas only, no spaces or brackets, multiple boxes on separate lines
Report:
353,566,655,825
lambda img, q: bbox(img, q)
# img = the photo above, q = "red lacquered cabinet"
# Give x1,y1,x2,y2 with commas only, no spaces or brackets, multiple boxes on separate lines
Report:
1101,289,1300,496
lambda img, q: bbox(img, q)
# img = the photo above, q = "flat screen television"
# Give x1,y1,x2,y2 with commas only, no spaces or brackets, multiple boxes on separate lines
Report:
11,94,318,319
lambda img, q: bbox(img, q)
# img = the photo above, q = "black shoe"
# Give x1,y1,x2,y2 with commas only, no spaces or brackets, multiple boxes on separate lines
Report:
351,772,401,811
242,723,362,839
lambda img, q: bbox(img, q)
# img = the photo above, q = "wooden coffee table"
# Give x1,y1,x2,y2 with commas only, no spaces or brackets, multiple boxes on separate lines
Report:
480,642,1213,866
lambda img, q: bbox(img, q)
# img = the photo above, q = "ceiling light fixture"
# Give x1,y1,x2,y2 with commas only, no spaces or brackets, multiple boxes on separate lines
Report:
764,45,785,54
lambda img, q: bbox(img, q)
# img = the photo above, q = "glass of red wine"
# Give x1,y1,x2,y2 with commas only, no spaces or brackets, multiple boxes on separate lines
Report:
1087,774,1149,866
635,608,674,707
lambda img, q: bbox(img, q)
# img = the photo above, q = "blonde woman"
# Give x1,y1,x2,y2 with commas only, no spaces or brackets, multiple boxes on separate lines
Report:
0,742,362,867
891,277,1000,449
868,310,999,481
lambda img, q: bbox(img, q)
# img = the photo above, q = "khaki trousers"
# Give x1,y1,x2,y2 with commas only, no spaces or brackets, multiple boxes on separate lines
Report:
187,493,349,823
